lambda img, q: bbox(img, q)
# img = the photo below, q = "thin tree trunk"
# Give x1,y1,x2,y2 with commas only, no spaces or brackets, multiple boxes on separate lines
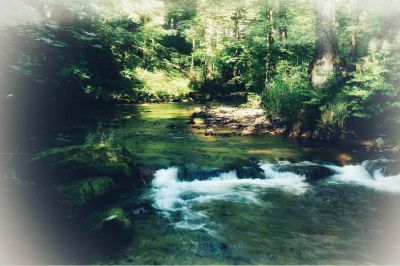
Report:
265,0,275,90
205,20,214,80
142,15,149,61
278,1,288,51
191,37,195,77
311,0,337,88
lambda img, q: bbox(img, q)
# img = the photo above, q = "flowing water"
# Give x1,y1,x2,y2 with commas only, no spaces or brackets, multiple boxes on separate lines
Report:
7,103,400,264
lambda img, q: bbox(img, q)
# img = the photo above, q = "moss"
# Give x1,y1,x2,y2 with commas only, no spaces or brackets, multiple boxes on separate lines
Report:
87,207,133,245
31,143,136,184
99,207,131,230
57,176,115,208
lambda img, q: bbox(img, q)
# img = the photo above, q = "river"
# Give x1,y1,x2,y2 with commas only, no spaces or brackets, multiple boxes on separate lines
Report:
3,103,400,264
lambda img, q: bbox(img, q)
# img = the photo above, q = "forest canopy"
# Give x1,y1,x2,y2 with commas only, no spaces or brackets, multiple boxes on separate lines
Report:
0,0,399,139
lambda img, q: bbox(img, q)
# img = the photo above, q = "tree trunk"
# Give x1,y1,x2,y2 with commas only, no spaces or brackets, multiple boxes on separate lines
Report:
142,15,149,61
278,0,288,51
191,37,195,77
205,20,214,80
311,0,337,88
265,0,275,90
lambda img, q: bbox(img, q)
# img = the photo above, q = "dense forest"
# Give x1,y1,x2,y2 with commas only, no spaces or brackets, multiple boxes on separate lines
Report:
1,0,399,140
1,1,400,264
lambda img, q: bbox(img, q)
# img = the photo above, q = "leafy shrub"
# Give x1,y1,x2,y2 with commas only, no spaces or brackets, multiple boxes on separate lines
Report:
263,61,312,122
343,40,395,120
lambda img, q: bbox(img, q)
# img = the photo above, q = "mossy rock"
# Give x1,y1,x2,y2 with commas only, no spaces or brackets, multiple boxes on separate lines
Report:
31,145,136,184
57,176,115,208
87,207,133,246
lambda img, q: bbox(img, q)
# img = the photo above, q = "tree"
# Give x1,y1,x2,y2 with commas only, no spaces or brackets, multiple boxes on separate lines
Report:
311,0,337,88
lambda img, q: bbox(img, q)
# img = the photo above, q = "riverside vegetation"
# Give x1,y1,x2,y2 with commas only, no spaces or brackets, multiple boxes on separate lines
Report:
0,0,400,264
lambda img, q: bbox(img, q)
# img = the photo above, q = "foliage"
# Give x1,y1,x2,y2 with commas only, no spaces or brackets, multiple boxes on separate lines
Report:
263,61,312,122
343,40,396,119
1,0,399,138
133,67,191,101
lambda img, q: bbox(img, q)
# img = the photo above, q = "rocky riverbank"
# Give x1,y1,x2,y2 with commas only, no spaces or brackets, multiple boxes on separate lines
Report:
191,106,288,136
191,106,400,156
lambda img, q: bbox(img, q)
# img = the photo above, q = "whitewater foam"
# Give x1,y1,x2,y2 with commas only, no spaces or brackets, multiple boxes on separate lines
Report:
149,159,400,231
150,164,308,231
325,161,400,193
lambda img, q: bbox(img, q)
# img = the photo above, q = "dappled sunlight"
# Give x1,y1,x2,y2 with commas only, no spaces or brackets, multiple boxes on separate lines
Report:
1,0,399,264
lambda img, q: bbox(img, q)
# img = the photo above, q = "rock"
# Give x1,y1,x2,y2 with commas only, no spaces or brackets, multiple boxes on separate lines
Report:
364,159,400,176
254,116,269,126
241,126,256,136
137,167,155,185
274,164,335,182
393,145,400,154
88,207,133,246
301,131,313,139
225,158,265,179
178,164,224,181
30,145,136,184
122,115,132,120
57,176,115,208
274,127,288,135
375,137,385,148
191,106,292,137
205,128,217,136
337,153,353,164
289,122,303,139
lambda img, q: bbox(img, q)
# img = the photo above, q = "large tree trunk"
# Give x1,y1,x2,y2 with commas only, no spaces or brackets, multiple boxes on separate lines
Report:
311,0,337,88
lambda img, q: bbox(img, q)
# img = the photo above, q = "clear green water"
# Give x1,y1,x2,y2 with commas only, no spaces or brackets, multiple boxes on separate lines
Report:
87,103,366,168
13,103,400,264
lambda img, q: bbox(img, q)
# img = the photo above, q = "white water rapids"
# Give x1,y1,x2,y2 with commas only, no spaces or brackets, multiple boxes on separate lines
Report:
150,160,400,231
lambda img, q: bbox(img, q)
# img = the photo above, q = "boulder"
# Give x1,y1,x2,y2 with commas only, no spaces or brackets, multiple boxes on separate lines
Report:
137,167,156,185
274,164,335,182
178,164,225,181
224,158,265,179
364,159,400,176
57,176,115,209
30,145,136,184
